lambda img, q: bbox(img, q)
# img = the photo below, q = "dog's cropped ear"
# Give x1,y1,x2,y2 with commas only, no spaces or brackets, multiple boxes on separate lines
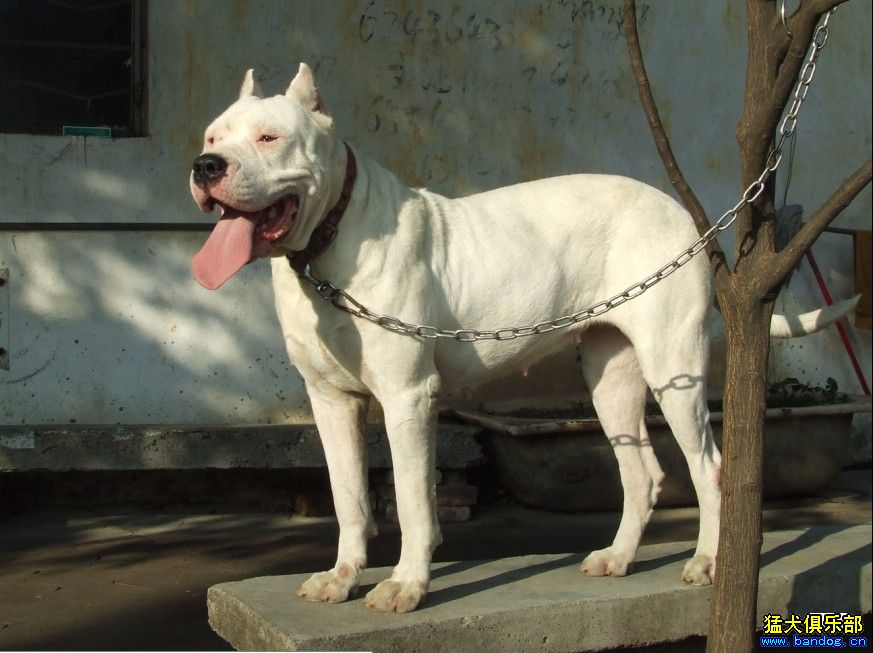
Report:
286,63,327,114
239,68,263,99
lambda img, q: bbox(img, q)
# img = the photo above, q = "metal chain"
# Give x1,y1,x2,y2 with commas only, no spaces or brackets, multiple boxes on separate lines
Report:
299,10,835,343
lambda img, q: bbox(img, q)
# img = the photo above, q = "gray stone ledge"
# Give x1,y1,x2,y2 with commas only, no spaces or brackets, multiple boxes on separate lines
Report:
208,524,871,652
0,421,484,472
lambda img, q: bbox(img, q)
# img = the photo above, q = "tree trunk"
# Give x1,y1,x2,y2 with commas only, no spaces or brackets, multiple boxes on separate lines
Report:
621,2,872,647
707,5,782,650
706,292,773,653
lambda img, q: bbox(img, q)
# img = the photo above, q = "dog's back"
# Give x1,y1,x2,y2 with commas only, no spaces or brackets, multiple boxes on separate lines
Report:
415,174,712,386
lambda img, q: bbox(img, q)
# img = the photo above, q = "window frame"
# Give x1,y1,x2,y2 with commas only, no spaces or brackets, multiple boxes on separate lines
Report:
0,0,148,138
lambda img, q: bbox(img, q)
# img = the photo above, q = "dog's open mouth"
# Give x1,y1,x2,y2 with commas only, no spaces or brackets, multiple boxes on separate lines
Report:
192,194,299,290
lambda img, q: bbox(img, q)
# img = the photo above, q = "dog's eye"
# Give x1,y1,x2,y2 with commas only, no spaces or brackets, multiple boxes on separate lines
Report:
258,134,278,143
206,136,214,145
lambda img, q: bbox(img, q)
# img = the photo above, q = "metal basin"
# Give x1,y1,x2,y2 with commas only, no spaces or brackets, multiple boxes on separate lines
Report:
455,396,871,511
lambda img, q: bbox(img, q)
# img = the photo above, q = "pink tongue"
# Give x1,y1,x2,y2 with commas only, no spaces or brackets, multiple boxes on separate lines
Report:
192,213,258,289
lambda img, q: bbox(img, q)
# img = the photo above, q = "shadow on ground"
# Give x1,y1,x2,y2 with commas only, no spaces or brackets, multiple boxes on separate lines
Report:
0,469,870,651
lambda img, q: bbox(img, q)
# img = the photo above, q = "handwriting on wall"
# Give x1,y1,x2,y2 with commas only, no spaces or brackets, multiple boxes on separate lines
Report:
284,1,652,195
349,1,651,193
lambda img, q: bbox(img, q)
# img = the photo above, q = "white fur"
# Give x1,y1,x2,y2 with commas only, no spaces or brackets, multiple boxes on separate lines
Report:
767,295,860,338
192,66,842,613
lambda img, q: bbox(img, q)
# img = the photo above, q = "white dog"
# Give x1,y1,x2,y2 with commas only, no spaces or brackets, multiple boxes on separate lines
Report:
190,64,848,613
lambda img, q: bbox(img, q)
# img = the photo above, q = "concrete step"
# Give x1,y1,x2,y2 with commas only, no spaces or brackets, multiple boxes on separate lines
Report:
0,420,483,471
207,523,871,652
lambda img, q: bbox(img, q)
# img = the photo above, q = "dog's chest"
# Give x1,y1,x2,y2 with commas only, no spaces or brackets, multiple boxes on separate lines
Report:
269,259,370,392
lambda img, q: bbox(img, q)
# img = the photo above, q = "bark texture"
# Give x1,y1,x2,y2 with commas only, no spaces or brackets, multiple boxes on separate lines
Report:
709,288,772,652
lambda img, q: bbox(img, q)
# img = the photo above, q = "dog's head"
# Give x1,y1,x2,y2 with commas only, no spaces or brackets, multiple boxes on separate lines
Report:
190,63,337,289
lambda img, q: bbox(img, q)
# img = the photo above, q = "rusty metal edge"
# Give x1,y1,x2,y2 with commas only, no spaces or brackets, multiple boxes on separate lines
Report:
452,394,871,437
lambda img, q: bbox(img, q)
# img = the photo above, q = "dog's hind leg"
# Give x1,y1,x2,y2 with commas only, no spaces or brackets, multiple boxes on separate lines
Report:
297,384,376,604
633,327,721,586
578,327,661,577
364,376,443,613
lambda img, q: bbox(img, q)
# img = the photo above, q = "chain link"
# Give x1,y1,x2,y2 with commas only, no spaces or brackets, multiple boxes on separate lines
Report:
299,10,835,343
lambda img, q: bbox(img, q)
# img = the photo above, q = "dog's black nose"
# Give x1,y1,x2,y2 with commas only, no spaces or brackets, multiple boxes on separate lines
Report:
192,153,228,185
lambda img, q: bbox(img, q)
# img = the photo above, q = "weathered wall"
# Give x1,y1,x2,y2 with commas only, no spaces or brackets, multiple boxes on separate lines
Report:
1,1,870,425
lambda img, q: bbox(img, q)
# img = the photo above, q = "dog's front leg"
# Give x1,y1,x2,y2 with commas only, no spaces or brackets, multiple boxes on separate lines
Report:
297,384,376,604
364,380,442,613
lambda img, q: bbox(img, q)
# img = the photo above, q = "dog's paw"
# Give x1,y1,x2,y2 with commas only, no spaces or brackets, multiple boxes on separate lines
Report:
580,548,633,577
363,578,426,613
296,568,358,603
681,554,715,585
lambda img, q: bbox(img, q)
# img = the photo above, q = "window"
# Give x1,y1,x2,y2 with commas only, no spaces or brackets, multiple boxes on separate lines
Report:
0,0,146,136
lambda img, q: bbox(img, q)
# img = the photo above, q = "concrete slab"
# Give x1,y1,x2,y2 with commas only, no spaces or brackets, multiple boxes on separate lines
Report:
208,524,872,652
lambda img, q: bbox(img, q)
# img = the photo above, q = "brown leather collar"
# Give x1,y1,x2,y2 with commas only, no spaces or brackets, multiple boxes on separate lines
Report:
287,142,357,274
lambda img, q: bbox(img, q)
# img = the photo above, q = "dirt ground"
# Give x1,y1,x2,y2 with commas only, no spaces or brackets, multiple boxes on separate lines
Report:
0,469,870,651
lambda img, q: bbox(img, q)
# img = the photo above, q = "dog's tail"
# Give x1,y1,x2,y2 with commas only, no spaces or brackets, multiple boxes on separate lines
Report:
710,294,859,340
768,294,860,338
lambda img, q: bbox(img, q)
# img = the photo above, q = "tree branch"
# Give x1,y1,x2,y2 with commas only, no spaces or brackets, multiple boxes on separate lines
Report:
733,2,781,270
767,0,853,145
768,18,818,129
622,0,729,283
762,159,871,288
767,17,822,134
811,0,854,13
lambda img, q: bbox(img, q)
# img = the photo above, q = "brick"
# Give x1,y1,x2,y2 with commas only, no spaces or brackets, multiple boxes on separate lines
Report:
436,505,472,522
442,469,467,485
436,483,478,506
294,492,334,517
385,468,442,485
384,501,471,523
